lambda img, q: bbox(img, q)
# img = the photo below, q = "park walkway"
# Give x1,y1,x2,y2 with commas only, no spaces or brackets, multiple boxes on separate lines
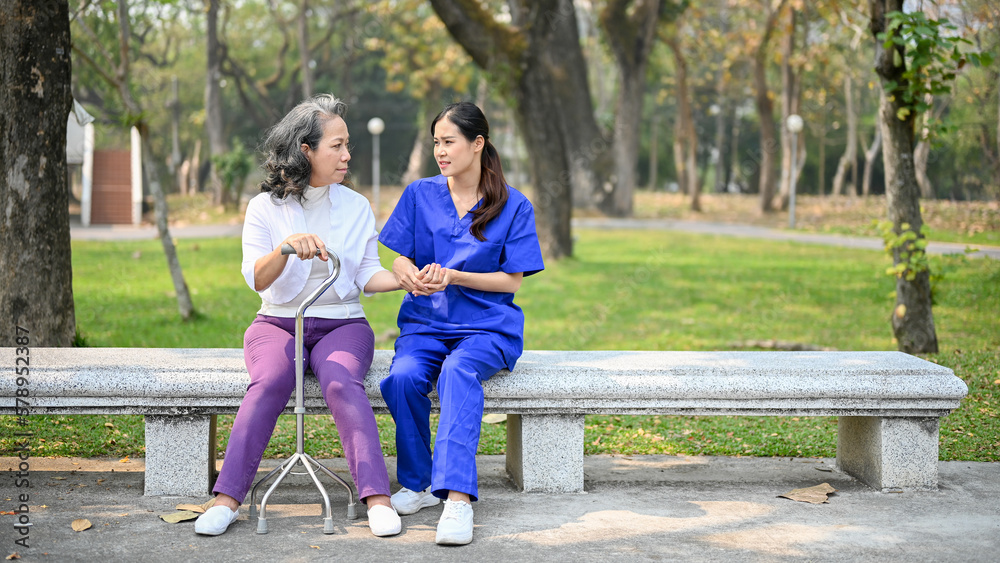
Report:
69,217,1000,259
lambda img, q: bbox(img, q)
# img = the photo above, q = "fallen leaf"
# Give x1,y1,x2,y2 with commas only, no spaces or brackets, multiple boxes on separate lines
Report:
159,511,200,523
119,457,130,463
104,422,114,429
175,504,206,514
6,553,20,560
96,479,105,484
71,519,92,532
0,511,15,515
814,466,833,472
778,483,837,504
53,477,66,480
201,497,217,511
310,546,320,549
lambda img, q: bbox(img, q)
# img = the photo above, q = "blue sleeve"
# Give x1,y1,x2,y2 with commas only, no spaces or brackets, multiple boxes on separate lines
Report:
500,197,545,277
378,182,416,259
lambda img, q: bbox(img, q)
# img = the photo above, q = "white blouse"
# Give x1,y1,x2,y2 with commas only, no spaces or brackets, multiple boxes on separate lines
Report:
240,184,385,318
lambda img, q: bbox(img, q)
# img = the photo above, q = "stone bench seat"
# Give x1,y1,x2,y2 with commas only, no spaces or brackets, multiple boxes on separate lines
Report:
1,348,967,497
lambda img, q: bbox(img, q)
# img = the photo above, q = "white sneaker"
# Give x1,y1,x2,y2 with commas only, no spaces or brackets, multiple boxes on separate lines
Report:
390,486,440,515
435,500,473,545
367,504,401,537
194,505,239,536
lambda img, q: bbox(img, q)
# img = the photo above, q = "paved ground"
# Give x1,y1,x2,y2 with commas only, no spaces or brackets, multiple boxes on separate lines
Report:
70,218,1000,259
572,218,1000,260
2,454,998,562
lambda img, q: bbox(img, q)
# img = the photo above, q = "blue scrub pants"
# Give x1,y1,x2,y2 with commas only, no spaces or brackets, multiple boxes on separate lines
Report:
380,333,506,502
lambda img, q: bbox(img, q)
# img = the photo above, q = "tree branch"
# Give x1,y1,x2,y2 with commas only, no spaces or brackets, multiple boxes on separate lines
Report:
72,11,119,74
427,0,524,70
71,42,122,91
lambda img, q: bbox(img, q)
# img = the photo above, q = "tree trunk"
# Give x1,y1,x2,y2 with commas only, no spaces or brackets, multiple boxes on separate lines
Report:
170,76,182,184
205,0,228,206
713,86,728,194
832,75,858,197
915,94,946,199
598,0,665,217
0,0,76,346
754,0,787,213
430,0,614,258
861,108,882,198
665,28,700,211
728,105,743,191
914,138,933,198
870,0,938,354
712,2,731,194
401,86,442,187
777,6,801,210
817,105,827,197
190,139,202,193
138,122,196,320
649,112,659,190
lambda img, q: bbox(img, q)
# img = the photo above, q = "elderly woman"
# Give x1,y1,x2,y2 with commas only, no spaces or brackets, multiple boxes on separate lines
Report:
194,94,401,537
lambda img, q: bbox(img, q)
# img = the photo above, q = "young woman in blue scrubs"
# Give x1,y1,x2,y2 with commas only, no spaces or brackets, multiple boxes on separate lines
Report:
378,102,544,545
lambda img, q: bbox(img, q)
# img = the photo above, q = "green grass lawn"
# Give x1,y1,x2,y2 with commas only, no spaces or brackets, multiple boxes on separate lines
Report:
3,229,998,462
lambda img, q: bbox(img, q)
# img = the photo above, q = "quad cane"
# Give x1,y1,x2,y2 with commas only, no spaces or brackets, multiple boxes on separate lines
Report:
249,243,358,534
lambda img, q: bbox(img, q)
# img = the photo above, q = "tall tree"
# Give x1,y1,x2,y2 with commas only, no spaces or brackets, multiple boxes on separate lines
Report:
205,0,228,206
0,0,76,346
860,103,882,197
663,16,701,211
598,0,674,216
776,3,805,210
831,74,859,196
428,0,613,258
751,0,788,213
868,1,937,353
73,0,196,321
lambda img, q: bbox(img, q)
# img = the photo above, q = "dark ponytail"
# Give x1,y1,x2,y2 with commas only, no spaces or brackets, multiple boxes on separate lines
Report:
431,102,508,242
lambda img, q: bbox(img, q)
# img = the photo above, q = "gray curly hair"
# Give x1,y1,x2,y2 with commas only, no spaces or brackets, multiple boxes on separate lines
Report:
258,93,348,202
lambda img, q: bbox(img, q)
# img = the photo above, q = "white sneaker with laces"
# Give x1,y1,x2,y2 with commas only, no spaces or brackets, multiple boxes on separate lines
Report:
435,499,474,545
390,486,441,515
194,505,239,536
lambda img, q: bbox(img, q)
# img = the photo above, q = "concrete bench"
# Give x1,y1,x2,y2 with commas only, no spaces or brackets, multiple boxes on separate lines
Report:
1,348,967,497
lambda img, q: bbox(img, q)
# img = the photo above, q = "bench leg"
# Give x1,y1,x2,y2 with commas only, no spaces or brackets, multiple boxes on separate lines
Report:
836,416,940,492
506,414,584,493
144,415,215,497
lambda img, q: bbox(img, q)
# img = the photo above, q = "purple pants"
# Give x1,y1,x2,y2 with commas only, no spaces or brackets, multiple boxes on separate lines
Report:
212,315,391,503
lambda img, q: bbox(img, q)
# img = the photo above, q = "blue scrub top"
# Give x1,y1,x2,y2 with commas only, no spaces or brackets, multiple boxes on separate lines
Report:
379,175,545,369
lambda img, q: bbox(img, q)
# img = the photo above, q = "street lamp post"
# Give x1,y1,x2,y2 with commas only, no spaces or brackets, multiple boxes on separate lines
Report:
786,114,804,229
366,117,385,218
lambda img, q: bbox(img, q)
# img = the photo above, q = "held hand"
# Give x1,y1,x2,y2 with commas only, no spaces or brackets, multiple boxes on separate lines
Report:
281,233,328,261
392,256,428,294
412,266,456,296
